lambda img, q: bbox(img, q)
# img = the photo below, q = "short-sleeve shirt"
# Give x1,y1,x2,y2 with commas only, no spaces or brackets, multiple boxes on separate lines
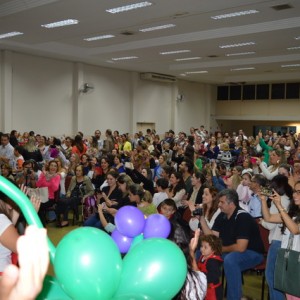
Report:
212,207,264,254
0,214,13,272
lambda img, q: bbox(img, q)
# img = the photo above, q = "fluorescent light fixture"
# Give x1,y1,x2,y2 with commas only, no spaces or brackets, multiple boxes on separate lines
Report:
41,19,79,28
111,56,138,61
230,67,255,71
226,51,255,56
0,31,23,39
219,42,255,49
175,57,201,61
185,71,208,74
281,64,300,68
106,1,152,14
139,24,175,32
211,10,259,20
160,50,191,55
84,35,115,41
287,46,300,50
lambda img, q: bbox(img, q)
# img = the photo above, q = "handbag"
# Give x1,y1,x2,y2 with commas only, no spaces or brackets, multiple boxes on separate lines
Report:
27,187,49,203
274,233,300,297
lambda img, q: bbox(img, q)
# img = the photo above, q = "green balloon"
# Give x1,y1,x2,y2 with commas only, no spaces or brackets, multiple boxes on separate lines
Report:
37,275,71,300
129,233,144,251
54,227,122,300
115,238,187,300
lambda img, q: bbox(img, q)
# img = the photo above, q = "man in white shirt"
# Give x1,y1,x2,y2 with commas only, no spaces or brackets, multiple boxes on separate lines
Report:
0,134,15,167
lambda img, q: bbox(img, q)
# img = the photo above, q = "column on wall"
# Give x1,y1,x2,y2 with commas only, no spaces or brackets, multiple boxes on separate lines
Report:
0,50,13,132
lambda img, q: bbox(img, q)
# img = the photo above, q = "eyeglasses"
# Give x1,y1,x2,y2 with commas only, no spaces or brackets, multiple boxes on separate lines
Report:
293,190,300,195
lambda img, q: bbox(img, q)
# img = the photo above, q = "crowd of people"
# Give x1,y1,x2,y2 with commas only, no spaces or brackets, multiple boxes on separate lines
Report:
0,126,300,300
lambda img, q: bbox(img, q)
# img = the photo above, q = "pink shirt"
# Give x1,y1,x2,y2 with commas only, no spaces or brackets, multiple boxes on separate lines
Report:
36,173,60,200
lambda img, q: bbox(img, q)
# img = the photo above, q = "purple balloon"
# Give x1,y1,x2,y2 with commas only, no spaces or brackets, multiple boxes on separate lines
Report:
143,214,171,239
111,229,133,253
115,206,145,238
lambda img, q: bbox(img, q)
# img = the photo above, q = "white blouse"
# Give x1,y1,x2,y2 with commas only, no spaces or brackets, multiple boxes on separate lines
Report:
0,214,13,272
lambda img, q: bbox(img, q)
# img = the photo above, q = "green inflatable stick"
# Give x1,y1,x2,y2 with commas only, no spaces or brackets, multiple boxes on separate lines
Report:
0,176,56,262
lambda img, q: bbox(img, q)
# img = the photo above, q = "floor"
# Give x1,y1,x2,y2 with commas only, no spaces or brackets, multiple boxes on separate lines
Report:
46,222,269,300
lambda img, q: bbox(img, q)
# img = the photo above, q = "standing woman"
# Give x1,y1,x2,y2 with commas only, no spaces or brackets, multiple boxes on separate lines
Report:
259,175,293,300
22,136,43,163
257,149,286,180
259,179,299,300
72,135,87,157
57,165,94,227
36,160,60,226
167,172,186,208
68,153,80,176
53,157,67,198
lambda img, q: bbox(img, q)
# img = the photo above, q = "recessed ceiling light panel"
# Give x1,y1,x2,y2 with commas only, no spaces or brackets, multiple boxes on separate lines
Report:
211,10,259,20
185,71,208,74
230,67,255,71
139,24,175,32
175,57,201,61
111,56,138,61
281,64,300,68
84,35,115,41
219,42,255,49
106,1,152,14
0,31,23,39
226,52,255,56
41,19,79,28
160,50,191,55
287,46,300,50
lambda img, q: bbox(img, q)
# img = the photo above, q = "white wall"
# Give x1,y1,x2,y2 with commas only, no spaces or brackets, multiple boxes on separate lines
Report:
0,50,214,137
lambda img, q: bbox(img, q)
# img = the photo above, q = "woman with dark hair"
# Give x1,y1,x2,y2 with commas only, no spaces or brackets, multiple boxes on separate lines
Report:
92,156,111,190
173,229,207,300
184,135,195,161
167,172,186,208
259,174,292,300
102,129,114,155
9,130,19,147
84,170,122,229
260,179,300,300
71,135,87,157
191,186,221,233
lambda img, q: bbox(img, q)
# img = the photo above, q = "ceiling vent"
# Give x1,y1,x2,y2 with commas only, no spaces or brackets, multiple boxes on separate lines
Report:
140,72,177,83
120,30,135,36
271,4,293,10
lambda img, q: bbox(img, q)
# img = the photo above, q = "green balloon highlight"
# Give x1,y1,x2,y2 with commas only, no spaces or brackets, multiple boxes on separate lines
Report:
54,227,122,300
115,238,187,299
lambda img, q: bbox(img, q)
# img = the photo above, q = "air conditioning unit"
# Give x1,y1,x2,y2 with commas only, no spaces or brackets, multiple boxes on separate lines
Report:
140,72,177,83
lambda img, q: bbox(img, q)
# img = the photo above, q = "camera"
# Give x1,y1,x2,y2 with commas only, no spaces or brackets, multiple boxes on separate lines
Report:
192,207,203,216
261,187,273,197
26,169,32,175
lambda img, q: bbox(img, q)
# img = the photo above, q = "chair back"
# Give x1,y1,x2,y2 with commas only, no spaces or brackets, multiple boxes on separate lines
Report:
255,219,270,254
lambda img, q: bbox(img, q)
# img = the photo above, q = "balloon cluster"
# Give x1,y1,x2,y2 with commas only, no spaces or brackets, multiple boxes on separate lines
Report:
112,206,171,253
51,208,187,300
0,177,187,300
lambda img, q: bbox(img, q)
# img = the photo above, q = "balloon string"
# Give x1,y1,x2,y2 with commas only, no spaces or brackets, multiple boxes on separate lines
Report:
0,176,56,262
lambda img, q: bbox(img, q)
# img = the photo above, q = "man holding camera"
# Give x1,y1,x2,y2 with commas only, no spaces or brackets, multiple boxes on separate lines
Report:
199,189,264,300
15,161,38,188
